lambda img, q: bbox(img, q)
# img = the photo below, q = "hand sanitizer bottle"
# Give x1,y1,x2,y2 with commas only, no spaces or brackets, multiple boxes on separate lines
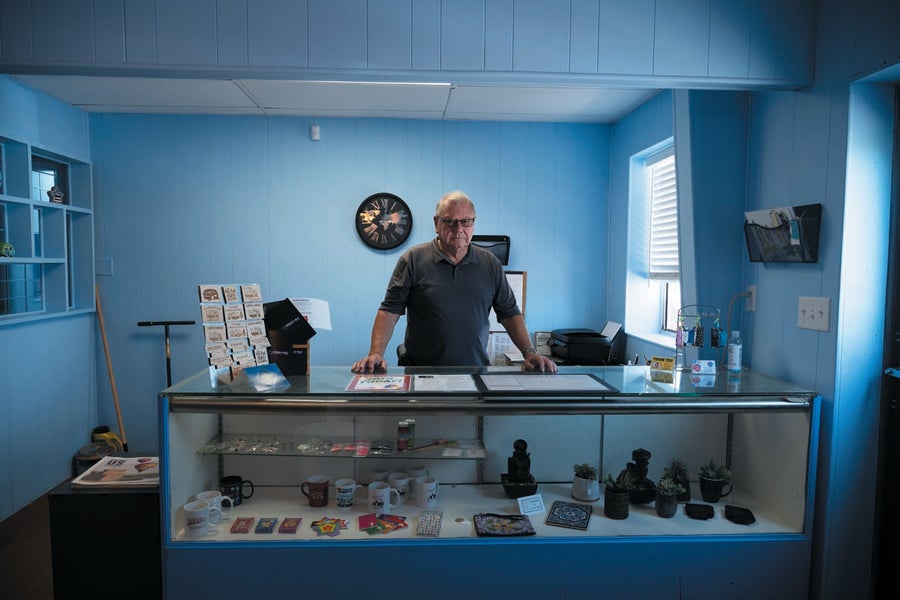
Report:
726,330,742,373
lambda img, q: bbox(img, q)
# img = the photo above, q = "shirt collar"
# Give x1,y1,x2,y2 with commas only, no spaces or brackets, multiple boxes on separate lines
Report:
431,237,479,266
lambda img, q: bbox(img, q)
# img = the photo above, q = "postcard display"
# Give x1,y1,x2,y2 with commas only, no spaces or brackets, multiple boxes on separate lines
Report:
159,365,821,598
199,284,270,379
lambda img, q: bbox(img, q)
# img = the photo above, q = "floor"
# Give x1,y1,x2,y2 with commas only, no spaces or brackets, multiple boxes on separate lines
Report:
0,494,54,600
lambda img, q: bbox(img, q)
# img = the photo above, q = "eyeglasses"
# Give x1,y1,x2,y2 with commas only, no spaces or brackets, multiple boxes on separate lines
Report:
438,217,476,228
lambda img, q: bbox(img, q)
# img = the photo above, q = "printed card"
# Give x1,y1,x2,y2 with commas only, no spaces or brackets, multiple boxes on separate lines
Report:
279,518,302,533
199,285,222,303
230,517,255,534
255,517,278,533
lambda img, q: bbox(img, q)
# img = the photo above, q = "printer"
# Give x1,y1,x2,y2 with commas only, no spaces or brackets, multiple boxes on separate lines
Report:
550,322,624,366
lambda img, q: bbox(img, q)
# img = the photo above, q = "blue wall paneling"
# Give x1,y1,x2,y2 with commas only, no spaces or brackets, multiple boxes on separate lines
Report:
87,113,610,451
3,1,900,597
0,0,815,87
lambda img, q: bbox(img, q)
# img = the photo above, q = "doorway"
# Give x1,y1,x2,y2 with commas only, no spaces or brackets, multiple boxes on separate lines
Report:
874,85,900,598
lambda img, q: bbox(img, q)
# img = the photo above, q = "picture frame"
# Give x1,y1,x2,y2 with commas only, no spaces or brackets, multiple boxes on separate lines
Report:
489,271,526,332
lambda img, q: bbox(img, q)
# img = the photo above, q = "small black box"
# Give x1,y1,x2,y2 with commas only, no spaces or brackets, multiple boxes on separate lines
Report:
264,299,316,346
267,344,310,376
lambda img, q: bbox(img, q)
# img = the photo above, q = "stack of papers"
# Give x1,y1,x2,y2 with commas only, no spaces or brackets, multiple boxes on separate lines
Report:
71,456,159,488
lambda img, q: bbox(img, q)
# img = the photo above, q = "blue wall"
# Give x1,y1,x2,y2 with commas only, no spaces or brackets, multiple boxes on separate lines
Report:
0,77,96,520
88,114,610,451
0,0,815,87
3,1,900,597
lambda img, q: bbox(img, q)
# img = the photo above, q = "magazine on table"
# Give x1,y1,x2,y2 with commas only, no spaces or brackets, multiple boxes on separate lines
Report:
71,455,159,488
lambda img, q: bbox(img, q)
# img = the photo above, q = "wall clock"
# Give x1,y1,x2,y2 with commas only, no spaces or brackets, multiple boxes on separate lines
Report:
355,192,413,250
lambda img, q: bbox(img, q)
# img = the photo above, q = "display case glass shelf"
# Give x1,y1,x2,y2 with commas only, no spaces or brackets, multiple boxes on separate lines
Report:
196,433,484,459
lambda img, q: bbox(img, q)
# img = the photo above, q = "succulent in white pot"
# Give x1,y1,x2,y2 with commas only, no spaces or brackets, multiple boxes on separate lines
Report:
572,463,600,502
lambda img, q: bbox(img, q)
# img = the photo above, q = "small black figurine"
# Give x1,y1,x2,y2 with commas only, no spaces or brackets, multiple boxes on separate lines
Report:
501,439,538,498
509,439,531,480
623,447,656,504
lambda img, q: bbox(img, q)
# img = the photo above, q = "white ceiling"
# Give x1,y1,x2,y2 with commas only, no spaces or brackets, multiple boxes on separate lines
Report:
13,75,658,123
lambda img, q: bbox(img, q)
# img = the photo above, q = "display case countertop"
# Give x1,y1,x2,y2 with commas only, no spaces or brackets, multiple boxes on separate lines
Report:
164,365,816,414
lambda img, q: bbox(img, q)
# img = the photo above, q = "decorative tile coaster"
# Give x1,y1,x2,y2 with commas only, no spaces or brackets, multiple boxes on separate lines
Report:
545,500,592,531
473,513,536,537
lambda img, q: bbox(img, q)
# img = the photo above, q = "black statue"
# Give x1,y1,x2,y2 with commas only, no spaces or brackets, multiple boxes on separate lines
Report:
502,438,538,498
624,447,656,504
508,439,532,481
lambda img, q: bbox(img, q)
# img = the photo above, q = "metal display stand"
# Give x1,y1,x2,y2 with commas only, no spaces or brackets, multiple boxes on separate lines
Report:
137,320,196,387
675,304,723,370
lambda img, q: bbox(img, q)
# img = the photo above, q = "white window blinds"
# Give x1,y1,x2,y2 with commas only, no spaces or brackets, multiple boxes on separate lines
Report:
648,152,679,279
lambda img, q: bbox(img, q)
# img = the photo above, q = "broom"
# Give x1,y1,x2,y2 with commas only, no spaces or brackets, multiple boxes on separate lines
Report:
95,285,129,451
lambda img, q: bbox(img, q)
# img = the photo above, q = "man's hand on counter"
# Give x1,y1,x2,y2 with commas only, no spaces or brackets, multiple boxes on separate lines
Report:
523,352,558,373
351,353,388,373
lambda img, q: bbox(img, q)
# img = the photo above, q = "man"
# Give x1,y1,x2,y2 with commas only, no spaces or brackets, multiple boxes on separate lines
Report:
352,190,557,373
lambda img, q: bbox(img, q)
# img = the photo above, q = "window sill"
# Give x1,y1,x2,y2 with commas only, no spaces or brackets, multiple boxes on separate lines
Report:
629,331,675,352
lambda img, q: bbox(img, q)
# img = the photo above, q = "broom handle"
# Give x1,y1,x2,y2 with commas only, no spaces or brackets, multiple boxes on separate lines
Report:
95,285,128,450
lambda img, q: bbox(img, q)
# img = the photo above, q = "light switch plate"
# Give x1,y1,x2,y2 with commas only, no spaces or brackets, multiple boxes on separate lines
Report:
798,296,830,331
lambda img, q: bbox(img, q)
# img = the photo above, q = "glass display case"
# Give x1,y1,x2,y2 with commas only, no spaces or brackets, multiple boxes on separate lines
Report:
160,365,819,599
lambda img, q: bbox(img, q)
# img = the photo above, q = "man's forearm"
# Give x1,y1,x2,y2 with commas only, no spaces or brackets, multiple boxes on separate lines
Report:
499,314,534,355
369,309,401,355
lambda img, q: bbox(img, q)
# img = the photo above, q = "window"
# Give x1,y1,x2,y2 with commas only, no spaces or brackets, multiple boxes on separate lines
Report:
0,263,43,315
626,141,681,344
648,150,680,331
31,155,69,204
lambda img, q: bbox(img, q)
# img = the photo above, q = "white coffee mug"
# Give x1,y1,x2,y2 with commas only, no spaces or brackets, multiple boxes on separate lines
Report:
406,464,428,499
370,468,390,482
184,500,221,538
414,476,439,509
367,481,400,513
388,472,411,504
335,478,359,509
196,490,233,515
406,465,428,480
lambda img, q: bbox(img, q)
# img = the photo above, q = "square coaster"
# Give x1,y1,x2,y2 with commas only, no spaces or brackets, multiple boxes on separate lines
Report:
473,513,536,537
545,500,592,531
230,517,255,534
255,517,278,533
278,517,302,533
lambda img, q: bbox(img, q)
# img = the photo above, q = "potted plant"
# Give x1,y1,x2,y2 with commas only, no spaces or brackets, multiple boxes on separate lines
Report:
655,476,685,518
603,471,634,520
663,457,692,502
572,463,600,502
698,458,732,503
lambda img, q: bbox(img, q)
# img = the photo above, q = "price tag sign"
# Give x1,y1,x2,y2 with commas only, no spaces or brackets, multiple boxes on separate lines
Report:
517,494,546,516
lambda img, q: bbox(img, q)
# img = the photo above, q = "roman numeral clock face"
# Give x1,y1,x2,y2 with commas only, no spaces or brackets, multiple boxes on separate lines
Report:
355,192,413,250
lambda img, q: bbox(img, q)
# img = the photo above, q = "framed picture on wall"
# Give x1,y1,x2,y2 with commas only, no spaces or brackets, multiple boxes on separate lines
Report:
489,271,526,332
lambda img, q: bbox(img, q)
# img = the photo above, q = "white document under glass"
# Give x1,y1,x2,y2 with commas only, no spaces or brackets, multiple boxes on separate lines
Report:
479,374,613,392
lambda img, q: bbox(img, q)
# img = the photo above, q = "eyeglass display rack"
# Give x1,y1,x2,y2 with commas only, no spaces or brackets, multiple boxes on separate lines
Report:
159,364,819,599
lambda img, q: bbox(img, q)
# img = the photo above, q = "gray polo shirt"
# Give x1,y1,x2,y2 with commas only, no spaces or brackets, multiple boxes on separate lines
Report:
379,239,521,366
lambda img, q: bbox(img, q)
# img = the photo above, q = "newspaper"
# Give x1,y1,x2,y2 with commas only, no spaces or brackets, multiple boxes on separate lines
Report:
71,455,159,488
